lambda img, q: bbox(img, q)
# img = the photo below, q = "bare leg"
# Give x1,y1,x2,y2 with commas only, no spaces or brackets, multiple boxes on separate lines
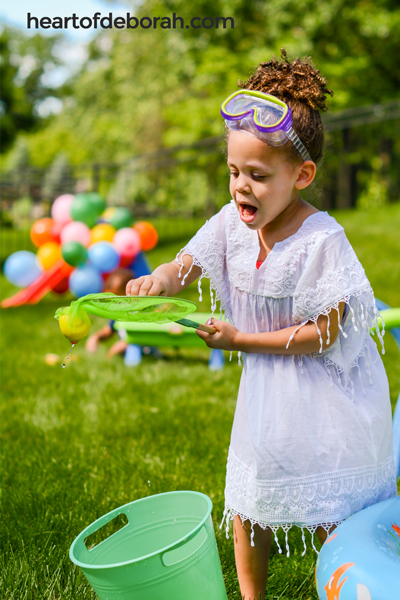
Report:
233,515,272,600
315,523,337,545
107,340,128,357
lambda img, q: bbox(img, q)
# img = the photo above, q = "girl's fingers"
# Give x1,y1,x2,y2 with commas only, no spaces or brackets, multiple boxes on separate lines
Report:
126,276,165,297
195,329,209,340
126,277,144,296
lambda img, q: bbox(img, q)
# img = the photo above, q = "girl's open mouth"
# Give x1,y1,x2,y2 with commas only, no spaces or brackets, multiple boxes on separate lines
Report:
239,203,257,223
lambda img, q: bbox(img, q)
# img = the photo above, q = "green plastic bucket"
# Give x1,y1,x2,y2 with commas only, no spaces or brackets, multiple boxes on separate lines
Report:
69,491,228,600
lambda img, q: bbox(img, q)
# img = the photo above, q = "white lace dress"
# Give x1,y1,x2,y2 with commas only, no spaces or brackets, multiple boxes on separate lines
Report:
176,202,397,555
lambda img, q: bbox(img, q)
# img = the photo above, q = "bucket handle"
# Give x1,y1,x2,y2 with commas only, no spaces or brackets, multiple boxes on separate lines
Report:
161,525,208,567
74,511,129,558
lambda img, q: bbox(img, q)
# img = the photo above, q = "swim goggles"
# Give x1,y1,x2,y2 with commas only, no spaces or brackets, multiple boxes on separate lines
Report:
221,89,312,162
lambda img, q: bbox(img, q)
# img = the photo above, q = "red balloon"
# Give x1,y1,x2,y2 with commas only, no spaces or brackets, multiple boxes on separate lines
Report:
51,221,64,244
119,255,134,268
52,276,69,294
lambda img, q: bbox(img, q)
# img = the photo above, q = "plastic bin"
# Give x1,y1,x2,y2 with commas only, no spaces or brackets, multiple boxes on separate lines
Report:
69,491,228,600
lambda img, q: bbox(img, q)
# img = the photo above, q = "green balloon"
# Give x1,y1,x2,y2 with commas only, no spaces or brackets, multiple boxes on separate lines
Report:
86,193,106,216
71,194,98,227
61,241,88,267
110,207,133,229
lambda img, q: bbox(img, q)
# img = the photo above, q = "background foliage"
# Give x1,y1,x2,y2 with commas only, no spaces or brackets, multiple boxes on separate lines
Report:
1,0,400,166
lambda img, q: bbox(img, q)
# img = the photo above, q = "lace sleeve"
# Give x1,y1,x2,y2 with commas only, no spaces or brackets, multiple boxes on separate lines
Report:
287,230,384,354
175,204,232,320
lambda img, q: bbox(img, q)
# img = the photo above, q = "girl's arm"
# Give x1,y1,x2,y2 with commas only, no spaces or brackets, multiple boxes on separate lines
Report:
197,302,346,355
126,253,202,297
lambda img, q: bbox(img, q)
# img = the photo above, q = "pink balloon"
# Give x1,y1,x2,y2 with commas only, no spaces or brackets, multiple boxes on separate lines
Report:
51,194,75,226
60,221,91,247
113,228,141,258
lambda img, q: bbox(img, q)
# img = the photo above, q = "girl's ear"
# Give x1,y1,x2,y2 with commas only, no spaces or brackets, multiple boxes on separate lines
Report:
294,161,317,190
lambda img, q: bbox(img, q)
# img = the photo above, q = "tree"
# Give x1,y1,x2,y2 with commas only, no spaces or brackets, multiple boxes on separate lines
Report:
0,25,63,152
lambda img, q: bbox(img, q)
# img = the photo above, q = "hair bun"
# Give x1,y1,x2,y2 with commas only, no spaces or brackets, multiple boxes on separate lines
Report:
240,48,333,112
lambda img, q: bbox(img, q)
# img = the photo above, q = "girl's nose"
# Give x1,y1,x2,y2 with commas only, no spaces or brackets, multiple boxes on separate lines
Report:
235,176,251,195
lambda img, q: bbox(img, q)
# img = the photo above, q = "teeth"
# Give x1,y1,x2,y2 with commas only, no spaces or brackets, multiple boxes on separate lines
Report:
241,204,256,217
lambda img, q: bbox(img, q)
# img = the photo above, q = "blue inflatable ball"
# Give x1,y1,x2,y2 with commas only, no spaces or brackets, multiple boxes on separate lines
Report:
69,265,103,298
88,242,120,273
4,251,43,287
130,251,151,277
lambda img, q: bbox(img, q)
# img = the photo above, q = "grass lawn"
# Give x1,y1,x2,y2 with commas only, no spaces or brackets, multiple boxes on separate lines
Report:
1,204,399,599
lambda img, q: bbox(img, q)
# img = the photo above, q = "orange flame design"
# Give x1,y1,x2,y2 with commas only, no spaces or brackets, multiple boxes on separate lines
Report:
392,523,400,538
324,562,355,600
325,532,338,544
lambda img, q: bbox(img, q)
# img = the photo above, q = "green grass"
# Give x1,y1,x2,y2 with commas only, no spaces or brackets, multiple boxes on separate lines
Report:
1,204,399,599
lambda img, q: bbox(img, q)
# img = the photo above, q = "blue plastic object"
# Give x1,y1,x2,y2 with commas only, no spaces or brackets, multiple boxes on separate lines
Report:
209,349,225,370
316,497,400,600
124,344,142,366
393,395,400,478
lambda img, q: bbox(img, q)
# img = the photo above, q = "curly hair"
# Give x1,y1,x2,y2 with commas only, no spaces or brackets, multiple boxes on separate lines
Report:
238,49,333,164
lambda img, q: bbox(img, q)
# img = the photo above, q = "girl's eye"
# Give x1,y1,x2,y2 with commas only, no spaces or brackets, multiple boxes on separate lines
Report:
252,174,266,181
229,172,238,177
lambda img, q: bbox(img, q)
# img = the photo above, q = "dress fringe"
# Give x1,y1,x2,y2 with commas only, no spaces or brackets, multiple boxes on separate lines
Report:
220,507,343,557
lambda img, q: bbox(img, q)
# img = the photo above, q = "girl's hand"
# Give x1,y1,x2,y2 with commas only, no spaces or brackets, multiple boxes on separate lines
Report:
126,276,167,297
196,318,240,351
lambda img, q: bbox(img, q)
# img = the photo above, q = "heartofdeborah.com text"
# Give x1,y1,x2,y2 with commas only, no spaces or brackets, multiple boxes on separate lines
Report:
27,13,234,30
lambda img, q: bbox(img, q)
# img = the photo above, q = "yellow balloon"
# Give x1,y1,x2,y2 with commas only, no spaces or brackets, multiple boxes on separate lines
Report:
90,223,116,244
59,311,91,342
37,242,61,270
101,207,117,223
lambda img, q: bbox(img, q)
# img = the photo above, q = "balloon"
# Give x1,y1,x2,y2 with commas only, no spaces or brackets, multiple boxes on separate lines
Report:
88,242,120,273
119,254,135,268
52,276,69,294
37,242,62,270
30,218,56,247
4,251,42,287
113,228,141,259
110,207,133,230
70,194,98,227
86,192,106,215
90,223,116,244
61,241,88,267
60,221,91,247
51,194,74,225
100,207,116,223
51,221,63,244
134,221,158,251
69,265,103,298
59,311,91,342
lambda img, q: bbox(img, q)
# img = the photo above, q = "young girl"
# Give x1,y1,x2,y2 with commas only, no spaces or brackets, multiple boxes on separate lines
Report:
126,51,396,599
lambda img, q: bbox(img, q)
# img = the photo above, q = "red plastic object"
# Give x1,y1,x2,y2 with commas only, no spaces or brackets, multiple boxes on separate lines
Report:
1,259,74,308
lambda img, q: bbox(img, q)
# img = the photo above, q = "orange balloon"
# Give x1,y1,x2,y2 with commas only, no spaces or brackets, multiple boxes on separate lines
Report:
90,223,116,244
133,221,158,251
30,218,56,247
37,242,61,270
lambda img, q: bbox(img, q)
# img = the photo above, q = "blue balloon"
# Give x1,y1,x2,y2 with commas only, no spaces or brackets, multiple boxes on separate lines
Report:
88,242,120,273
69,265,103,298
130,251,151,278
4,251,43,287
